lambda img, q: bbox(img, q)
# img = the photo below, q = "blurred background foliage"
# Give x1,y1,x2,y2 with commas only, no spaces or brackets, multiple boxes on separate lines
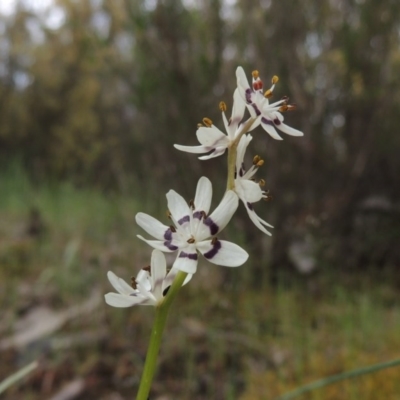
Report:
1,0,400,278
1,0,400,399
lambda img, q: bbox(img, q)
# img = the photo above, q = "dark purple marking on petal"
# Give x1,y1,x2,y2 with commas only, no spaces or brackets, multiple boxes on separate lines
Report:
203,239,222,260
239,163,245,177
261,117,273,126
247,202,254,211
203,217,219,235
178,215,190,225
164,228,173,241
251,103,261,116
179,251,198,260
273,118,281,125
164,239,178,251
245,88,252,104
193,211,203,219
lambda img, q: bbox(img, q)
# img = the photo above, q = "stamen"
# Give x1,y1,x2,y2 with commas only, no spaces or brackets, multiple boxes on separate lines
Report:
253,155,261,165
211,236,219,245
272,75,279,84
259,179,266,187
187,237,195,244
197,123,203,128
252,70,259,79
256,159,264,167
130,277,137,289
219,101,227,112
279,105,289,112
200,210,207,219
202,117,213,127
169,225,176,233
287,104,296,111
189,199,195,209
263,195,273,202
264,89,273,98
166,210,172,219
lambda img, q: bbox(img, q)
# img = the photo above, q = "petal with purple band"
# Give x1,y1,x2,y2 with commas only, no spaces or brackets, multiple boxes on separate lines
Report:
172,250,199,274
166,190,191,224
194,176,212,215
135,212,171,240
107,271,135,295
137,235,179,252
197,240,249,267
261,118,283,140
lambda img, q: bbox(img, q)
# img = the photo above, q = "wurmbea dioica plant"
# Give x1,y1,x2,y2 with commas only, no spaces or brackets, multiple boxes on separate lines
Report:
104,66,302,400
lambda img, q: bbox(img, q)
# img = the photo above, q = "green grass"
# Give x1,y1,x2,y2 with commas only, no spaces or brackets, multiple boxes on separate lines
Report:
1,167,400,399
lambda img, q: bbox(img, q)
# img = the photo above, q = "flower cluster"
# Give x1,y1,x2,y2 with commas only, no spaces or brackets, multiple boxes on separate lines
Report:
105,67,302,308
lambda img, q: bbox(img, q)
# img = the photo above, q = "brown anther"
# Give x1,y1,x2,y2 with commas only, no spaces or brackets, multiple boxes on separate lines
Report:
202,117,213,127
189,199,195,209
259,179,266,187
219,101,227,112
130,277,137,289
256,159,264,167
169,225,176,233
197,123,203,128
281,95,289,102
272,75,279,84
187,237,195,244
253,155,261,165
279,105,289,112
252,70,259,79
166,210,172,219
200,210,207,219
264,89,273,98
142,265,151,273
211,237,219,245
264,195,273,202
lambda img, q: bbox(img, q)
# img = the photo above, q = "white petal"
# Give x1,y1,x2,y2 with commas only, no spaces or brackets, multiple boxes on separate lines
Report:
244,202,273,235
194,177,212,214
198,147,227,160
235,179,264,203
236,66,250,90
236,134,253,171
105,293,145,308
172,250,199,274
174,144,211,154
107,271,135,295
166,189,191,224
197,239,249,267
196,126,229,147
150,249,167,300
136,212,169,240
199,190,238,239
261,119,284,140
137,235,179,252
277,122,304,137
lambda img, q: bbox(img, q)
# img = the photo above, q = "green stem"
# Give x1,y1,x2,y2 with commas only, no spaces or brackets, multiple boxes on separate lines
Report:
275,357,400,400
136,271,187,400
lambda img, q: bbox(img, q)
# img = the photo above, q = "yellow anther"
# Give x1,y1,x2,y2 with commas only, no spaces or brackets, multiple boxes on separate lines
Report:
279,105,289,112
253,155,261,165
264,89,273,98
256,159,264,167
219,101,227,112
202,117,213,127
252,70,259,79
259,179,266,187
272,75,279,84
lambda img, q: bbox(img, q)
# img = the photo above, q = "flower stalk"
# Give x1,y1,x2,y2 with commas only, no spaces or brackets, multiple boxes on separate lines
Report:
136,271,187,400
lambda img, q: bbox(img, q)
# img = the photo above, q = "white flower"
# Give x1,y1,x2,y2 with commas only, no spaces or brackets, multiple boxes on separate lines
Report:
135,177,249,274
104,249,191,308
174,89,246,160
236,66,303,140
234,134,274,235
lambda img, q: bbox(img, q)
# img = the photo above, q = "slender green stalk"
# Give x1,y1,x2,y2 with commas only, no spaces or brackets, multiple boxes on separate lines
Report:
0,361,38,395
275,358,400,400
136,271,187,400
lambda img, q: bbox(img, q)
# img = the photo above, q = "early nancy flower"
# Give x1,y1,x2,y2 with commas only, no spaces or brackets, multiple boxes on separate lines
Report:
174,89,247,160
234,134,274,235
135,176,249,274
236,66,303,140
105,249,191,308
